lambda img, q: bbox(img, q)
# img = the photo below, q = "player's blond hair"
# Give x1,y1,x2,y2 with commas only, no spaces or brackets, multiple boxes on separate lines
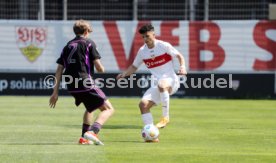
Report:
73,20,92,36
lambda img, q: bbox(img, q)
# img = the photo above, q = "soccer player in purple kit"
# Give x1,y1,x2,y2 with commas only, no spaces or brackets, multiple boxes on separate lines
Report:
49,20,114,145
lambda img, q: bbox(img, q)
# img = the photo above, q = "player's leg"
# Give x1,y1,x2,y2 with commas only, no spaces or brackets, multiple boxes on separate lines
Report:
139,99,155,125
77,88,113,145
82,110,93,137
156,78,173,128
92,99,115,134
140,87,160,125
70,93,94,144
79,111,94,144
84,99,115,145
139,99,160,143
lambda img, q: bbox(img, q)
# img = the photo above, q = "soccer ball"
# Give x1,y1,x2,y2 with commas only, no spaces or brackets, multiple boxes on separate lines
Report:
141,124,159,141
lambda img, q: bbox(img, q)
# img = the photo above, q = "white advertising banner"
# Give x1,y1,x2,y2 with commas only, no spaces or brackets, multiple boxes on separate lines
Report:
0,20,275,73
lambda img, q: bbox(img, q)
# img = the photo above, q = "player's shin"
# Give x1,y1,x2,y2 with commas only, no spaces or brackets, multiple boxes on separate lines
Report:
82,123,91,137
90,122,102,134
160,91,170,119
141,112,153,125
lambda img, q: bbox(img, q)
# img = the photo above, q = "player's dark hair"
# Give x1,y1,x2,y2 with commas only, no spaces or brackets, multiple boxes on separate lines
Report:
73,19,92,36
139,24,154,34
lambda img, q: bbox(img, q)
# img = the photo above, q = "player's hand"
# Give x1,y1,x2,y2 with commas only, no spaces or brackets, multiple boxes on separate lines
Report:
49,93,58,108
177,66,187,75
116,73,125,80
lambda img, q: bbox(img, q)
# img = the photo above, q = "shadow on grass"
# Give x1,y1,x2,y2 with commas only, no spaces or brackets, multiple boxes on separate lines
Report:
61,124,141,130
107,140,143,143
2,142,75,145
4,141,145,145
103,125,141,129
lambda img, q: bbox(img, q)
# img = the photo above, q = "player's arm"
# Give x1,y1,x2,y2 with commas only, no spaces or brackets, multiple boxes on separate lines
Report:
49,64,64,108
116,65,137,79
117,49,141,79
165,42,187,75
94,59,105,73
89,40,104,73
176,53,187,75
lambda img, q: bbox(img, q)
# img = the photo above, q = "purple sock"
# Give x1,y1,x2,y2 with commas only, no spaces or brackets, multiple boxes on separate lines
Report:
82,123,91,137
90,122,102,134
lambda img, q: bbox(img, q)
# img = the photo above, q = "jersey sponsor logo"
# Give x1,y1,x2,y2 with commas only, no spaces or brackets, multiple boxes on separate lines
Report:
16,26,47,62
143,53,172,68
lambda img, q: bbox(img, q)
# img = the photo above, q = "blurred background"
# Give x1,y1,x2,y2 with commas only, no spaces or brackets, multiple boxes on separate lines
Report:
0,0,276,98
1,0,276,20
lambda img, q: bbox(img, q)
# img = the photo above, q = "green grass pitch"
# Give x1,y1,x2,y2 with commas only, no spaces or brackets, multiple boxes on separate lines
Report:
0,96,276,163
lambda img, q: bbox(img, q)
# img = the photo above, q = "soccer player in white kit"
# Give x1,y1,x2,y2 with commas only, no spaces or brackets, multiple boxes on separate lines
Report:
117,24,187,140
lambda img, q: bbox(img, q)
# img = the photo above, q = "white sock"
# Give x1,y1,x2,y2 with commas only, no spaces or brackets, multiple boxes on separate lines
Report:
160,91,170,119
141,113,153,125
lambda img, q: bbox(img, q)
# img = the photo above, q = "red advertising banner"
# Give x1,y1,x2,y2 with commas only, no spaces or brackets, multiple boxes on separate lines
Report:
0,20,275,73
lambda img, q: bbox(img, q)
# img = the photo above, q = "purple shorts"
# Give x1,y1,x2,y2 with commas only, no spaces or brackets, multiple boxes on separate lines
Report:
70,88,107,112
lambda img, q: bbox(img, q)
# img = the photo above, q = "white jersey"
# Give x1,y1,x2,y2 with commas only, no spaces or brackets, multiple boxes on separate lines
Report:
133,39,180,80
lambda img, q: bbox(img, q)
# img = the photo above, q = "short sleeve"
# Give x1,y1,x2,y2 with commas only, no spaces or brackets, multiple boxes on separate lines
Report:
89,40,101,60
132,50,143,68
165,42,180,57
56,48,65,66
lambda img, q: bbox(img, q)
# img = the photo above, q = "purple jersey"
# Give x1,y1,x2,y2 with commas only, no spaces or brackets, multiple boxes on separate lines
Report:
57,36,101,92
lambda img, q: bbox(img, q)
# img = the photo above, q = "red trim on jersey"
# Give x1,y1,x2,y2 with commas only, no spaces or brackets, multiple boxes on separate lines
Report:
143,53,172,69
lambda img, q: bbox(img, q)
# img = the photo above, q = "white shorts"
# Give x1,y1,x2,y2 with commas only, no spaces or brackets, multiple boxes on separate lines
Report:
142,77,180,105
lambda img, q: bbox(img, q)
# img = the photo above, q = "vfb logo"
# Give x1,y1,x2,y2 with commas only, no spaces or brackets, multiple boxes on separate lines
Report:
16,26,47,62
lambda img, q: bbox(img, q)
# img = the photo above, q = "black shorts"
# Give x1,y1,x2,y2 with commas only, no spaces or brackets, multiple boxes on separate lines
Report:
70,88,107,112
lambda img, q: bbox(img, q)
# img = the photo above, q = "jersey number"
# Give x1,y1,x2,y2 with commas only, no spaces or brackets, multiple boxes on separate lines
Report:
67,43,78,64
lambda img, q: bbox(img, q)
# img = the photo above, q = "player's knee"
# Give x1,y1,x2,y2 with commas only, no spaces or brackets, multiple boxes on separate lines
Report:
158,82,170,92
139,101,149,113
99,100,115,114
105,101,115,115
158,79,169,87
106,105,115,115
139,101,145,109
158,87,172,94
158,86,165,92
108,105,115,115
